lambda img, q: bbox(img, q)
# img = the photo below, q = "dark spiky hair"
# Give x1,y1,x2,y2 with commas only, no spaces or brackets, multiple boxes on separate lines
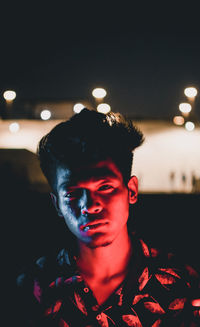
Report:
37,108,144,190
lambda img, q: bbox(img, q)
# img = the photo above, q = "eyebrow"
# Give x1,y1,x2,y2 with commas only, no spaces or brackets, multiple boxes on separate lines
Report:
59,168,119,189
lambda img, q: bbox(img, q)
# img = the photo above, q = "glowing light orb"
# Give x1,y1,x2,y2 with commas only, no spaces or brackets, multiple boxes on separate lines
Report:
73,103,85,113
179,103,192,113
173,116,184,126
185,121,195,131
184,87,197,98
9,122,20,133
3,90,16,101
92,88,107,99
191,299,200,307
40,109,51,120
97,103,111,114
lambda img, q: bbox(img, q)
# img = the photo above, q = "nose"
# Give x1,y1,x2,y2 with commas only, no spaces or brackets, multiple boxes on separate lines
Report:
80,189,102,215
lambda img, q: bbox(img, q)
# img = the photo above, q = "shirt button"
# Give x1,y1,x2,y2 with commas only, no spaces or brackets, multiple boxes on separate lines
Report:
83,287,89,293
92,305,99,311
96,314,101,320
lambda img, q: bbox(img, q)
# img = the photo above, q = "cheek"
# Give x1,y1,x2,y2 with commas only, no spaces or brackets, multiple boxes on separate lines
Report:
60,199,79,216
106,191,129,214
115,200,129,219
60,202,79,226
63,212,79,235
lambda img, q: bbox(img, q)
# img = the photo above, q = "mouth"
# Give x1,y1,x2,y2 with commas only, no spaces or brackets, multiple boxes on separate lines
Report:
80,221,108,232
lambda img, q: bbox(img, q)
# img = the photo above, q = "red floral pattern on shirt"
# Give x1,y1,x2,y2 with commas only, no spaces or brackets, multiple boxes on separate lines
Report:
20,236,200,327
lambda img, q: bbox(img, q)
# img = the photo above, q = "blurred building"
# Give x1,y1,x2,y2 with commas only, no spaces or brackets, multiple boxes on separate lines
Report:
0,114,199,194
0,97,94,119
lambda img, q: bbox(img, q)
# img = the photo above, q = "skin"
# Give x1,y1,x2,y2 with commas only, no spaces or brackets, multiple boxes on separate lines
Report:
51,157,138,304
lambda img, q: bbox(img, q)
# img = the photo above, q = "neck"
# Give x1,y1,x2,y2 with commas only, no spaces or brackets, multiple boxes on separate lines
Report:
76,226,132,282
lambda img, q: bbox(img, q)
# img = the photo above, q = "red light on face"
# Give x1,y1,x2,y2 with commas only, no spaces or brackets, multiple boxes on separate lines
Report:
191,299,200,307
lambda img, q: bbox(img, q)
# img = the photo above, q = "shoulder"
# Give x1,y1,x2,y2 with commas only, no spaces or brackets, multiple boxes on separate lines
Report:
139,237,200,284
15,248,75,324
16,248,74,294
128,235,200,325
137,238,188,289
137,237,200,320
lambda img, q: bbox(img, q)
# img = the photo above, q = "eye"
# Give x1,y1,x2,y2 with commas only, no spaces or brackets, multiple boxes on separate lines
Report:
65,192,74,198
64,192,75,199
64,190,80,200
98,184,114,191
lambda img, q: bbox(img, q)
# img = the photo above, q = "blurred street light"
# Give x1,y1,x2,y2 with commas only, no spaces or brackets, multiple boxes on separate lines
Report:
173,115,184,126
2,90,17,119
92,88,107,99
40,109,51,120
185,121,195,131
174,86,199,132
97,103,111,114
179,103,192,116
3,90,16,102
92,88,107,111
73,103,85,113
184,87,198,108
184,87,198,98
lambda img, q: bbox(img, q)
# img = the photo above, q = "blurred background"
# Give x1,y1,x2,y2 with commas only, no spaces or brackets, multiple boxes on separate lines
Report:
0,3,199,322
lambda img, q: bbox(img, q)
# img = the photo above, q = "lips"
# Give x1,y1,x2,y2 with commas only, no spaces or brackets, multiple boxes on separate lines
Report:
80,221,107,232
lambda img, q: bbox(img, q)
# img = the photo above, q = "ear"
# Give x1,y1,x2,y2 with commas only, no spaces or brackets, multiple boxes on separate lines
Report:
127,175,138,204
50,192,63,217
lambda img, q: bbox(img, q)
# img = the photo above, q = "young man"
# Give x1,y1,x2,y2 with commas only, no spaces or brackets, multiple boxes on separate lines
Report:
17,108,199,326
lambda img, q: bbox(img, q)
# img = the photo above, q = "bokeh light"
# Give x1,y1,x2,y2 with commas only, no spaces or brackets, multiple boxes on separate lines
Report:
179,103,192,114
97,103,111,114
173,116,184,126
191,299,200,307
184,87,198,98
40,109,51,120
73,103,85,113
9,122,20,133
3,90,16,101
92,88,107,99
185,121,195,131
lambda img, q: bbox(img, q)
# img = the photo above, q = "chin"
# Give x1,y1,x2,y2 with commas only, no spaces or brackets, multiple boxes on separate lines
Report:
86,234,114,249
87,241,112,249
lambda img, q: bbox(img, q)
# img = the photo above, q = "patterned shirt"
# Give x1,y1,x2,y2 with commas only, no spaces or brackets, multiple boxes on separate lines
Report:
17,234,200,327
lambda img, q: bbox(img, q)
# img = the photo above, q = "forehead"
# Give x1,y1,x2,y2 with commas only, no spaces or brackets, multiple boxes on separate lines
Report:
55,158,124,189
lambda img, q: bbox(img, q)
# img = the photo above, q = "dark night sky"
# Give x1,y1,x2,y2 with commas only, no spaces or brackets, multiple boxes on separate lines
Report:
1,2,200,119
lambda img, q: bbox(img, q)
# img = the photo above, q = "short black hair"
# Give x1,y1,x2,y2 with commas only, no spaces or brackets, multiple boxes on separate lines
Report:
37,108,144,190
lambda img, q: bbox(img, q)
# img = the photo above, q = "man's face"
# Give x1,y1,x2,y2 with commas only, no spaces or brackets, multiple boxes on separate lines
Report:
52,158,138,249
